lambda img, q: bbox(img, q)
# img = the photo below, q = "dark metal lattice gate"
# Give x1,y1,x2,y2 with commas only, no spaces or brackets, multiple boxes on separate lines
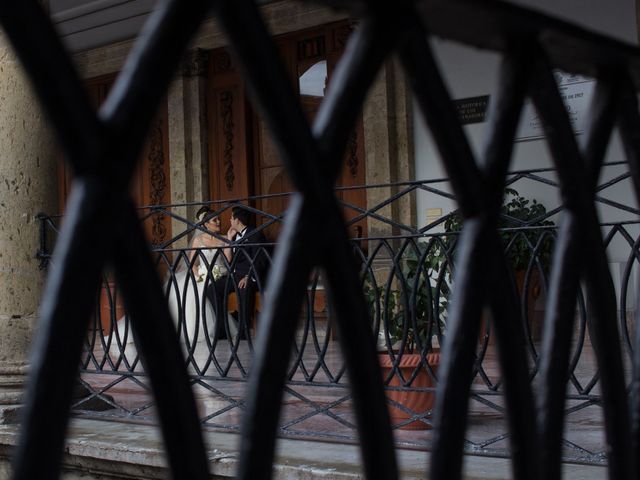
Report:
5,0,640,479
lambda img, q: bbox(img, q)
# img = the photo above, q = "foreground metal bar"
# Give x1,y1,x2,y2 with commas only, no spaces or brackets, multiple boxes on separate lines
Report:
6,0,640,478
111,199,209,479
399,23,489,479
531,48,632,479
617,72,640,479
12,184,111,479
480,44,539,480
217,2,398,478
5,0,213,478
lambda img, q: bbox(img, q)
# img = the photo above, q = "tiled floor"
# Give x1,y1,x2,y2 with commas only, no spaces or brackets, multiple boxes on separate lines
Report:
80,326,609,465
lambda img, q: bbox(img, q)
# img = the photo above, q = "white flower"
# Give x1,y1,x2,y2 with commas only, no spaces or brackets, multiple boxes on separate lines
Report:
212,264,225,281
196,263,227,282
196,264,207,283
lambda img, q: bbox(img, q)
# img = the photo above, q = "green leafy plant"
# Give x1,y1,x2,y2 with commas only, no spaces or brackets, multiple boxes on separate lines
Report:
365,188,555,352
443,187,555,272
365,240,450,354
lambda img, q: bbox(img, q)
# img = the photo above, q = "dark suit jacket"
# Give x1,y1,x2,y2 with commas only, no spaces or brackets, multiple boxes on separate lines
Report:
232,226,269,283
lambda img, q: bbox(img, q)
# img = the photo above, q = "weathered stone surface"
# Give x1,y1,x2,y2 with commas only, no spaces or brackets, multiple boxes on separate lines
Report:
0,418,609,479
363,58,415,238
0,37,57,396
167,66,210,245
0,48,56,316
0,315,36,368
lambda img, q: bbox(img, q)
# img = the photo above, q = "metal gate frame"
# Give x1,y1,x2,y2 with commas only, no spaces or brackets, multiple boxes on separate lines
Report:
4,0,640,479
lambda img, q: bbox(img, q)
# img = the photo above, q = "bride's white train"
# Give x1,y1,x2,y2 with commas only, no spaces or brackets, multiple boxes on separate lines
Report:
103,209,240,365
104,247,237,366
165,247,238,345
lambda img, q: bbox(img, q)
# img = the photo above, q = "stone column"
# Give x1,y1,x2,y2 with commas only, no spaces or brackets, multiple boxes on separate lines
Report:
362,56,415,282
0,30,58,414
168,48,210,247
363,55,415,239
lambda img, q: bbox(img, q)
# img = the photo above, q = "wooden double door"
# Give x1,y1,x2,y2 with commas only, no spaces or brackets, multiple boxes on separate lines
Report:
57,73,172,246
207,21,367,240
57,73,172,334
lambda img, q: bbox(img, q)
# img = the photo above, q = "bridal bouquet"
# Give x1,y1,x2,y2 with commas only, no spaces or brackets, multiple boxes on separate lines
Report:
212,264,226,281
196,264,227,282
196,265,207,283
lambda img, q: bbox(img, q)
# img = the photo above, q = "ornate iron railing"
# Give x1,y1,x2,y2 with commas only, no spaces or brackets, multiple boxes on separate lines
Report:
36,165,640,463
9,0,640,478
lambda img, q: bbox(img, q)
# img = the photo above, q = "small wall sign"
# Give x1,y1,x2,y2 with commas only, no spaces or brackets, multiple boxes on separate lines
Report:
453,95,490,125
516,70,595,141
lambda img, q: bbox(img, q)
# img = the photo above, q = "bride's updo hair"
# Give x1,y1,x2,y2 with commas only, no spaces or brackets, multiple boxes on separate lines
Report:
195,205,215,223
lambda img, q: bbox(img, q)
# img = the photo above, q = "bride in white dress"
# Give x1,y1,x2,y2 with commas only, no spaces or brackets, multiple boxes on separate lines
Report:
106,208,236,364
166,208,236,348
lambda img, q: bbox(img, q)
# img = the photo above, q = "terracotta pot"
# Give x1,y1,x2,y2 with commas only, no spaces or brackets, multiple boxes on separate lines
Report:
379,352,440,430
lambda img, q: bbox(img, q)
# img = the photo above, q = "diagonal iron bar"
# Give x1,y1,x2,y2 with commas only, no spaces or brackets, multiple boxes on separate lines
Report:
530,47,632,480
4,0,217,478
5,0,640,479
216,1,402,478
616,71,640,480
402,26,541,479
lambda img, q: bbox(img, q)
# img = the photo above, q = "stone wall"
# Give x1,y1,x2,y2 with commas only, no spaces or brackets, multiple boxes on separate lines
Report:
0,31,58,402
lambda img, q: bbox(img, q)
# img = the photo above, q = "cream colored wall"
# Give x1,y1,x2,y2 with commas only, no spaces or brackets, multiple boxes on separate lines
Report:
412,0,639,311
414,0,638,229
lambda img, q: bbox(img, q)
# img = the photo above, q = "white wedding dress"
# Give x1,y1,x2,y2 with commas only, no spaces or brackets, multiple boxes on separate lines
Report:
106,245,236,365
166,246,236,345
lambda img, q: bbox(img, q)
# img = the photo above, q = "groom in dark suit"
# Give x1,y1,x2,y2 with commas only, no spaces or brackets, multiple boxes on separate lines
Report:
208,205,268,339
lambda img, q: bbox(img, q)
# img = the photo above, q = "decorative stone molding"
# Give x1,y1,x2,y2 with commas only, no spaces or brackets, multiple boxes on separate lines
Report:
220,91,235,191
181,48,209,77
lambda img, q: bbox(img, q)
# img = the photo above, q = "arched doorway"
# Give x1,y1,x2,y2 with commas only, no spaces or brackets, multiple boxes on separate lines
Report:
207,21,367,240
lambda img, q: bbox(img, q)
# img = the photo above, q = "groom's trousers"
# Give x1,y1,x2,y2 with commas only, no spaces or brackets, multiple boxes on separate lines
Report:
207,274,256,339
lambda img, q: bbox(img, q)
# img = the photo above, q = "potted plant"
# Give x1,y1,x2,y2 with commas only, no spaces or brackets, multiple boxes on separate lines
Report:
364,188,555,429
365,243,445,430
437,187,556,342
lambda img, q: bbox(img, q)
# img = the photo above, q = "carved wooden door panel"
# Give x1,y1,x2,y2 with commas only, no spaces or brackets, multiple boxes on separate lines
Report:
59,73,172,240
58,73,172,333
207,49,253,228
207,21,366,241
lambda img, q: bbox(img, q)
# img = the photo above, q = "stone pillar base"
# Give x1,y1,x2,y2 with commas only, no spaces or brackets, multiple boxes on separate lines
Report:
0,33,57,426
0,365,28,405
0,313,36,413
0,364,28,424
